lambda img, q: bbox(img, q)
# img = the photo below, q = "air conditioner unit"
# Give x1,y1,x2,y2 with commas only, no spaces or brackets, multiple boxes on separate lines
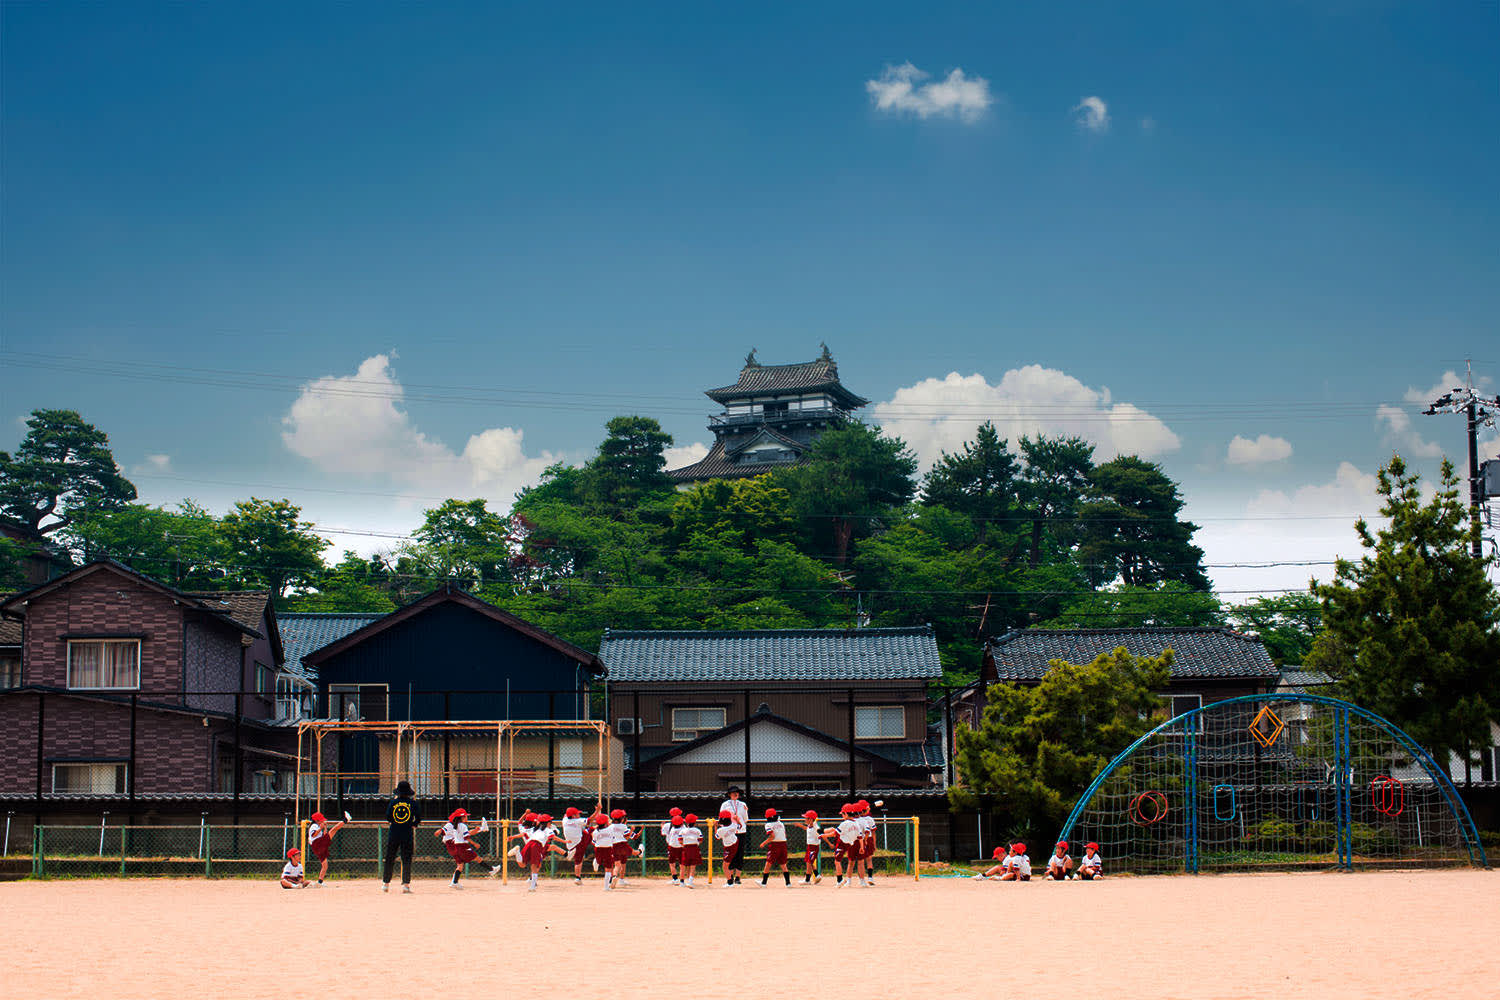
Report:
616,718,639,735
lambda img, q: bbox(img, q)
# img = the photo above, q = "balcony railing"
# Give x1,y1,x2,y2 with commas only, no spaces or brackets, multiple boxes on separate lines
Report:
710,407,845,428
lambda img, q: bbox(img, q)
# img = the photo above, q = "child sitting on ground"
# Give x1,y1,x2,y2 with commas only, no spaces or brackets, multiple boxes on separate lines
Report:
1079,842,1103,880
280,847,309,888
1044,841,1072,880
973,844,1011,880
999,843,1031,881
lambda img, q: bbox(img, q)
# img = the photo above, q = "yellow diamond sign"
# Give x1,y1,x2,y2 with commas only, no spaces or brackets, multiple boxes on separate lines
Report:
1249,705,1285,748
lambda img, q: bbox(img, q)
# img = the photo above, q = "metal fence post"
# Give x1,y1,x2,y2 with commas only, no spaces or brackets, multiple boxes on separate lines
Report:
204,824,213,878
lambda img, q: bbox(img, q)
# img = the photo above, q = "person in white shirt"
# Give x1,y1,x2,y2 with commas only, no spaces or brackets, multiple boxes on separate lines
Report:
1045,841,1073,880
834,804,863,887
661,807,684,884
855,801,877,883
716,810,743,886
757,808,791,887
998,843,1031,881
718,787,749,838
590,814,620,890
677,813,704,886
1079,842,1104,880
608,808,640,885
561,806,591,884
280,847,309,889
519,813,565,892
305,809,351,886
801,810,825,884
973,844,1011,880
436,808,500,888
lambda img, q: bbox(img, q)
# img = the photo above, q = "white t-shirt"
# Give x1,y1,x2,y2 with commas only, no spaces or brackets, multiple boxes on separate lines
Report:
805,824,822,847
281,861,303,880
610,822,632,849
308,821,325,842
715,824,739,848
679,826,703,847
1013,854,1032,876
1081,851,1103,870
719,798,749,832
858,815,876,837
562,817,587,849
764,819,787,842
666,825,684,848
441,821,470,844
528,824,555,844
836,819,860,845
1047,853,1071,872
1001,854,1017,870
591,825,616,848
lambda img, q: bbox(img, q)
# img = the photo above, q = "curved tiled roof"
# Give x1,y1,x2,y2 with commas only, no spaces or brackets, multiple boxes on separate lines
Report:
705,357,868,408
278,612,384,679
600,626,942,683
184,590,270,635
667,439,799,481
986,627,1277,681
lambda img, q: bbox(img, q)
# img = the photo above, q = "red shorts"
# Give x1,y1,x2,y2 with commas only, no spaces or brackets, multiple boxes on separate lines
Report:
570,842,589,865
835,841,854,860
448,842,481,865
667,846,683,864
804,846,819,865
593,844,614,867
721,842,740,868
309,835,331,862
680,845,702,867
521,841,544,867
766,842,788,866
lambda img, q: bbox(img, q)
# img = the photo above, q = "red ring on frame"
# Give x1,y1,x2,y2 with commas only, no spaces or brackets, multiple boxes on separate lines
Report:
1129,790,1169,826
1370,776,1404,817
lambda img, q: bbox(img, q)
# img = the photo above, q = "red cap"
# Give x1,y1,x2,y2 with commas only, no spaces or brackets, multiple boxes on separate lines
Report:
669,807,683,816
671,816,684,826
1056,841,1068,850
803,810,818,821
310,811,325,824
684,813,698,824
449,809,467,822
565,807,580,817
1013,843,1026,854
1086,842,1099,852
522,811,537,822
610,808,626,820
857,799,869,811
992,846,1006,859
841,803,854,814
719,810,733,821
287,847,300,860
593,814,609,826
765,808,778,819
538,814,553,823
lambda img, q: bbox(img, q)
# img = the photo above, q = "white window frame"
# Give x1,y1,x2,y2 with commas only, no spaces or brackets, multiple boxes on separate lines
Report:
52,761,128,794
671,706,727,742
66,639,141,691
254,661,273,697
1167,694,1204,734
329,684,362,721
854,705,905,741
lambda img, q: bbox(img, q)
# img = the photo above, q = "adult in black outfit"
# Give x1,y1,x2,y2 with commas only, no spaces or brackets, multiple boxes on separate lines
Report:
383,780,421,893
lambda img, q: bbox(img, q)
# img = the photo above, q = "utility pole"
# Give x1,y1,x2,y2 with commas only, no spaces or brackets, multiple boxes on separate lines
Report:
1422,359,1499,560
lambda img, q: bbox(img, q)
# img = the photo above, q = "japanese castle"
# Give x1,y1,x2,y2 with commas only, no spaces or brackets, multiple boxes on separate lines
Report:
667,345,869,483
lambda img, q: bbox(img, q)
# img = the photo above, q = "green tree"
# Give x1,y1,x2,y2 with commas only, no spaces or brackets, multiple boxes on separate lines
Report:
669,475,795,552
404,498,518,589
921,422,1019,541
1226,592,1322,666
1077,456,1208,590
218,498,329,599
286,552,399,612
65,501,226,589
0,536,31,590
1306,456,1500,776
583,416,674,510
1018,434,1095,567
0,409,137,535
778,421,918,566
950,647,1173,831
1044,582,1223,629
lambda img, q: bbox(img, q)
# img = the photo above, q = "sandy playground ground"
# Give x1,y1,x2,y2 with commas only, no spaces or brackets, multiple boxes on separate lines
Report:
3,869,1495,1000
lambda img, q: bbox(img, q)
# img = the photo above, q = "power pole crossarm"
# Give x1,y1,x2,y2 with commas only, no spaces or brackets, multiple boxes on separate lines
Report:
1421,359,1500,560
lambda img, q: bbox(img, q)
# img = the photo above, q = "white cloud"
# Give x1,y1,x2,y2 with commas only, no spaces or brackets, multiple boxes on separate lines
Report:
1226,434,1292,465
1402,369,1492,405
664,442,709,470
132,453,172,474
1072,96,1109,132
866,62,993,123
1140,115,1156,133
1376,404,1444,459
872,366,1180,469
281,355,561,507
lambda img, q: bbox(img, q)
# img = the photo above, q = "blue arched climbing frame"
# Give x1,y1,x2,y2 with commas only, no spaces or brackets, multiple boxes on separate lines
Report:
1055,694,1489,871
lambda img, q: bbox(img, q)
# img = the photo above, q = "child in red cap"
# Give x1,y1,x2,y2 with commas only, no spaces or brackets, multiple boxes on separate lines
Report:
1045,841,1073,880
305,809,352,886
520,813,565,892
998,842,1031,881
757,808,791,887
973,843,1011,880
715,810,743,886
608,808,640,886
833,804,861,887
280,847,309,889
677,813,704,886
561,806,592,884
801,810,825,884
437,808,500,889
590,814,618,890
661,807,685,884
1079,842,1103,880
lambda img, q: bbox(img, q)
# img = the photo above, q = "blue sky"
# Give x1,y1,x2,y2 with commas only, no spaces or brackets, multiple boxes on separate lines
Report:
3,2,1496,592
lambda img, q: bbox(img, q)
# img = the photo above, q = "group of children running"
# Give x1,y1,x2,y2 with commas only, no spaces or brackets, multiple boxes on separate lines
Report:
279,797,889,890
972,840,1104,882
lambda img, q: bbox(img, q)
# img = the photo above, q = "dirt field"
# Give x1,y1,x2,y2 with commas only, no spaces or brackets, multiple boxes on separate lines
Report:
5,869,1495,999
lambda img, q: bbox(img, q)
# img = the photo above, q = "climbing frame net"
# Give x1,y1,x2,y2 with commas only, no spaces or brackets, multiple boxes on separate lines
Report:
1058,695,1487,874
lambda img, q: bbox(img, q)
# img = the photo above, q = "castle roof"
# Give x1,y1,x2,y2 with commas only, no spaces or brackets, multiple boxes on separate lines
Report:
705,351,868,409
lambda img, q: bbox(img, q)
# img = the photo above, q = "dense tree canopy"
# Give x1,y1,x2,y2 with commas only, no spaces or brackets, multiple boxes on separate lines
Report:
1078,455,1209,590
0,409,136,534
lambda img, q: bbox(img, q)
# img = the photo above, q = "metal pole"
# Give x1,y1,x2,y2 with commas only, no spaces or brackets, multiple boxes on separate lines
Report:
3,811,11,857
282,813,290,856
1468,399,1482,559
198,811,208,859
99,811,109,856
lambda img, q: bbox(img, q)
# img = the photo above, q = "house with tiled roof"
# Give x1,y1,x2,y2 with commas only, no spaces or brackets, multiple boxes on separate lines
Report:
667,345,869,483
962,627,1280,727
276,610,385,721
599,626,944,796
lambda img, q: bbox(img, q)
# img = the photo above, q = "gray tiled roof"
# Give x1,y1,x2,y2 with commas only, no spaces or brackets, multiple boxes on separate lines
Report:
987,628,1277,681
1277,668,1334,690
705,356,869,407
667,439,801,482
184,590,270,636
278,612,384,680
600,626,942,683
